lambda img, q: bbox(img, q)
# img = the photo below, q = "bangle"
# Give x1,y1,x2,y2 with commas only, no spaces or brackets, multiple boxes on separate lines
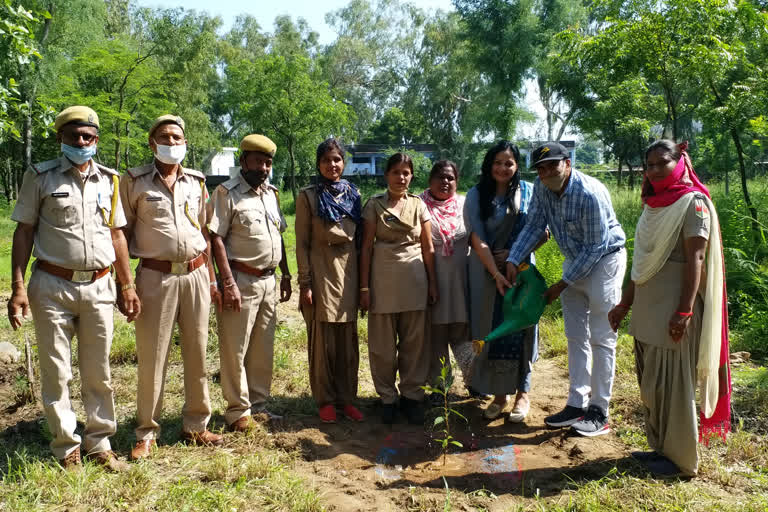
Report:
281,275,291,280
492,271,501,280
360,287,370,292
121,283,136,292
210,281,218,288
12,278,24,285
223,282,236,289
676,311,693,317
616,303,631,310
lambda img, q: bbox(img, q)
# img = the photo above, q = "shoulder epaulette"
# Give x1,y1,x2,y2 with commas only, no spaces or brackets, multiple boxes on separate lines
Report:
222,176,240,191
95,163,118,176
30,159,61,174
184,168,205,180
126,165,153,179
267,183,278,191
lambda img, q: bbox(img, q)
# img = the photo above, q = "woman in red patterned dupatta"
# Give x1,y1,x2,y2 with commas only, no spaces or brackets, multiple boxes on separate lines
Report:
609,140,731,477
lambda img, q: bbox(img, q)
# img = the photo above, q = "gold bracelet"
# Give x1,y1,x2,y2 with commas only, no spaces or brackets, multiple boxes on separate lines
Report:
360,287,370,292
121,283,136,292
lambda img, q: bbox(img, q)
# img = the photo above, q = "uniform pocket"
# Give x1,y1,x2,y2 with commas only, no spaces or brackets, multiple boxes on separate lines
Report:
140,194,171,218
51,203,78,227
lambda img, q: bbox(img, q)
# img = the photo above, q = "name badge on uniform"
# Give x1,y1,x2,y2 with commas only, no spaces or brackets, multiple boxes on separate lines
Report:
146,196,163,202
52,192,69,198
384,214,398,222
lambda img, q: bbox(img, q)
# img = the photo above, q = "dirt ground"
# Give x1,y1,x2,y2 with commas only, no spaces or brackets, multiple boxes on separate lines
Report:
267,357,631,511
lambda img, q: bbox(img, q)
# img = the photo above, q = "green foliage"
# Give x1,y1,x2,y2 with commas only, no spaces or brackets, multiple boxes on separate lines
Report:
0,0,46,142
421,357,467,466
225,51,355,199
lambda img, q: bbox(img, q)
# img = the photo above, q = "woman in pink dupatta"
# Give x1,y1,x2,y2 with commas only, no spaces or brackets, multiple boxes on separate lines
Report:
608,140,731,477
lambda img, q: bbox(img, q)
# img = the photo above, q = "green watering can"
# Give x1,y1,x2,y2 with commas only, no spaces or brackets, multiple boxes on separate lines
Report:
474,262,548,352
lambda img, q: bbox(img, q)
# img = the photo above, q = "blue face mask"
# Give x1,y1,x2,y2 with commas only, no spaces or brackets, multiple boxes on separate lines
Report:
61,143,98,165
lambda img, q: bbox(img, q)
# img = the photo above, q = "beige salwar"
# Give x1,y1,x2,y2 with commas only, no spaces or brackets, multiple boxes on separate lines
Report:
295,187,360,407
634,300,702,476
368,311,429,403
363,194,430,404
629,195,710,476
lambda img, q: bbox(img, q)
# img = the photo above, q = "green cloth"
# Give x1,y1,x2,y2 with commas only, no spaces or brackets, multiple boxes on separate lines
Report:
485,263,547,343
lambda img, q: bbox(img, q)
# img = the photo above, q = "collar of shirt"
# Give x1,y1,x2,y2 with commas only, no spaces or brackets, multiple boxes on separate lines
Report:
151,163,192,184
60,156,97,180
236,173,270,196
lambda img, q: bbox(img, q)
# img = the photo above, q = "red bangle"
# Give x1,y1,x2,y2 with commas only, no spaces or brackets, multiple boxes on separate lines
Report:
676,311,693,317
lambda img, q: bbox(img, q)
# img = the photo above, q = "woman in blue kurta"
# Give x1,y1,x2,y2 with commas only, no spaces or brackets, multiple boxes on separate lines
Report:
464,141,544,422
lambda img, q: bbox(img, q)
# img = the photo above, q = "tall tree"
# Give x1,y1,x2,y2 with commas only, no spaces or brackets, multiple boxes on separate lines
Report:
226,53,355,200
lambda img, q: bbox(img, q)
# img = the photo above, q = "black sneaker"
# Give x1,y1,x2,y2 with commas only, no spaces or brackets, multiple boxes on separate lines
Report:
544,405,586,427
400,397,425,425
381,403,397,425
571,405,610,437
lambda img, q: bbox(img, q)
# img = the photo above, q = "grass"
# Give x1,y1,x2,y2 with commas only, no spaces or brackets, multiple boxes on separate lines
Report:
1,177,768,510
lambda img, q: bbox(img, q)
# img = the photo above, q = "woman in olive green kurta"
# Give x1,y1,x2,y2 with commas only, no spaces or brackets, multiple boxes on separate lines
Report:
296,139,363,424
359,153,438,425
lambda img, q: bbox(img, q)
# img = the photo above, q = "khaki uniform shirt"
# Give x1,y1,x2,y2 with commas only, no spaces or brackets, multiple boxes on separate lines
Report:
629,193,711,349
120,163,207,262
208,174,286,269
295,186,358,322
11,156,126,270
362,193,430,314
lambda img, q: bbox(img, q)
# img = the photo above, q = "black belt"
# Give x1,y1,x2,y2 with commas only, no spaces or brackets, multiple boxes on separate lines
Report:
604,246,623,257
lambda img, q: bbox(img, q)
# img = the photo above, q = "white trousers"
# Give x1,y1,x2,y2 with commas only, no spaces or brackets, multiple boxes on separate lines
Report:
561,249,626,414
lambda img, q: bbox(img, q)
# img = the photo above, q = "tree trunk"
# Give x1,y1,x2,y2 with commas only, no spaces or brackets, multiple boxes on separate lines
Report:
626,159,635,190
616,159,623,187
20,4,53,195
287,139,297,202
729,128,762,240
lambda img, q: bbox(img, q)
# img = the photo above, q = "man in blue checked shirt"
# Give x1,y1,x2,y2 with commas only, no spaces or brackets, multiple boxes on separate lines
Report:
504,142,626,437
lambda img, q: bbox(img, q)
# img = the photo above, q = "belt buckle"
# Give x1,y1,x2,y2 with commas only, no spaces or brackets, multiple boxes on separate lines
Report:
71,270,93,283
171,261,188,275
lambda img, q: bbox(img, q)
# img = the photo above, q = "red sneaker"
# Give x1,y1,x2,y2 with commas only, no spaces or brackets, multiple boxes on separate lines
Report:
319,404,337,423
343,404,364,422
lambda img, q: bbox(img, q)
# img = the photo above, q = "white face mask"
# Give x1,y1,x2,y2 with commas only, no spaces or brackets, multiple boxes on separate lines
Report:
153,142,186,164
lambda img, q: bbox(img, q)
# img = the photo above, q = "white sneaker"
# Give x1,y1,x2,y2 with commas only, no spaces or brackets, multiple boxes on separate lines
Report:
508,397,530,423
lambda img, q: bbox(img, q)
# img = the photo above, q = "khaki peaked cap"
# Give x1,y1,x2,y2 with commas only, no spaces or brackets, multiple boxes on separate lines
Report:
149,115,185,137
54,106,100,131
240,134,276,156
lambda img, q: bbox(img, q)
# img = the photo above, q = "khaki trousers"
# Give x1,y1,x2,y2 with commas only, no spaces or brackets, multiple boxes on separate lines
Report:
368,310,428,404
134,264,212,440
28,269,117,459
302,303,359,407
217,272,277,425
428,322,473,387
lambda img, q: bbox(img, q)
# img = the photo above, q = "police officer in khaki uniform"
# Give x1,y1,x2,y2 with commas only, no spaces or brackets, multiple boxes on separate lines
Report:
119,115,223,460
209,134,292,431
7,106,139,471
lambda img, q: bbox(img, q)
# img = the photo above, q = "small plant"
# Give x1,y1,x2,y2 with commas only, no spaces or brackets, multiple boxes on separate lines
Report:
421,357,467,465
